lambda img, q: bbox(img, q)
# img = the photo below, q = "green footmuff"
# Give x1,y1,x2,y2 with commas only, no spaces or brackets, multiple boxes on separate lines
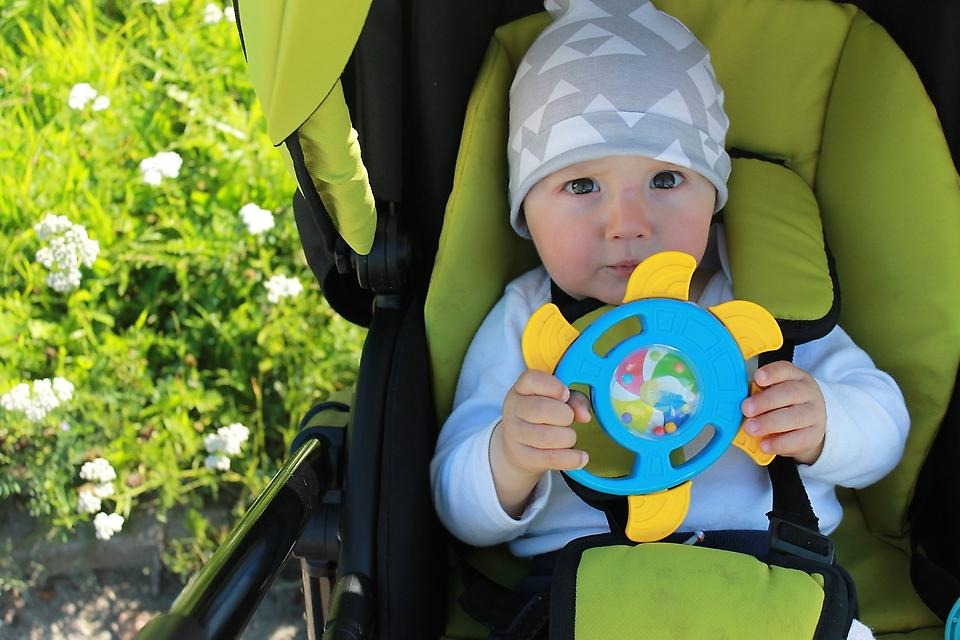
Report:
550,534,855,640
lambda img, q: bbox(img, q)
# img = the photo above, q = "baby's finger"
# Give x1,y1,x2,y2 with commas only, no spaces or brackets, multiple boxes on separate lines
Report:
753,361,805,387
744,403,818,437
742,380,812,418
515,369,570,402
511,394,575,427
518,444,589,472
515,422,579,450
568,390,593,423
760,426,822,458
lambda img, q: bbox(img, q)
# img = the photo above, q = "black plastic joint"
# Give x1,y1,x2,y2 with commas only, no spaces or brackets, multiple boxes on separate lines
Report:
294,497,342,564
291,425,346,459
768,517,836,565
352,203,410,294
324,573,375,640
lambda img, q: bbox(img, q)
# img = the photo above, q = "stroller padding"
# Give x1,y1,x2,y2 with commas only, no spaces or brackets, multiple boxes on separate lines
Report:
569,542,825,639
815,9,960,537
725,159,832,323
832,490,941,635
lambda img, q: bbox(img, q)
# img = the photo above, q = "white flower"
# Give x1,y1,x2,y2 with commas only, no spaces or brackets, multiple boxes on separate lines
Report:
203,3,224,24
264,275,303,304
0,383,31,413
151,0,170,5
33,214,100,293
92,482,115,499
77,489,101,515
155,151,183,174
203,433,225,453
68,83,109,112
1,377,75,422
79,458,117,484
45,270,82,292
218,422,249,456
203,422,249,470
25,379,60,422
224,422,249,443
93,512,124,540
220,437,242,456
68,83,98,110
34,213,73,240
141,167,163,186
52,377,75,402
239,203,275,235
139,150,183,185
223,4,235,21
205,454,231,471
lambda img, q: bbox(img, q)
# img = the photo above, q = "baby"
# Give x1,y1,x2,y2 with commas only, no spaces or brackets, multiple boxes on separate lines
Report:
432,1,909,637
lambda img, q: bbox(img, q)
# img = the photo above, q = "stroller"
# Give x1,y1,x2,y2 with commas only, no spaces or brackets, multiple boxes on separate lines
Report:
139,0,960,637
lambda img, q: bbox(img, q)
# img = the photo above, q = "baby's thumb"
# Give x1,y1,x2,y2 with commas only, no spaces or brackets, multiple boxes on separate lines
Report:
568,390,593,423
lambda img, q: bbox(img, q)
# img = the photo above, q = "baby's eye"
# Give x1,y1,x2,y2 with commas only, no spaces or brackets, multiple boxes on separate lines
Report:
651,171,685,189
563,178,599,195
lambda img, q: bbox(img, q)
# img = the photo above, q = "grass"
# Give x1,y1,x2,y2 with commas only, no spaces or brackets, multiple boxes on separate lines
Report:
0,0,365,584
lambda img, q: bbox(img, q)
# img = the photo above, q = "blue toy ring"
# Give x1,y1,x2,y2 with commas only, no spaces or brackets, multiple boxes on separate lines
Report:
557,298,748,495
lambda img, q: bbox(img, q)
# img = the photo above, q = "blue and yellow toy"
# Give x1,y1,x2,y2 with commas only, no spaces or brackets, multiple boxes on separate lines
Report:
522,251,783,542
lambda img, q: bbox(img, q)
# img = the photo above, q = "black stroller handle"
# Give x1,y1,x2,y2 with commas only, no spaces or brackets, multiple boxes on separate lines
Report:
138,436,329,640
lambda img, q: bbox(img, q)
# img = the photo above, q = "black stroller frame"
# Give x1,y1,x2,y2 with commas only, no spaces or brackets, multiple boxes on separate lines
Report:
139,0,959,638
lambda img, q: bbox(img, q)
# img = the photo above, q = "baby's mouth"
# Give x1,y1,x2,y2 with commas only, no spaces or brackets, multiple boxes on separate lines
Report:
606,261,639,277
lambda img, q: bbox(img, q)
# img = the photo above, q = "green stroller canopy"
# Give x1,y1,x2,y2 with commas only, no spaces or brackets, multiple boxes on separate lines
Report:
237,0,377,255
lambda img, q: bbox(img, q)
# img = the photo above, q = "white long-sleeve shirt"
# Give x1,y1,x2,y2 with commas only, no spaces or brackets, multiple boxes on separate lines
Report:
431,264,910,558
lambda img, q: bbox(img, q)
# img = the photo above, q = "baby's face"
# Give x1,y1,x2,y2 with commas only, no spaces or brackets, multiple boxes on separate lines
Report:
524,155,716,305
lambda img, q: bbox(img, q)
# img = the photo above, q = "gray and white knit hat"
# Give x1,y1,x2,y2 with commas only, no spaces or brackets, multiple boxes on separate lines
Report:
508,0,731,237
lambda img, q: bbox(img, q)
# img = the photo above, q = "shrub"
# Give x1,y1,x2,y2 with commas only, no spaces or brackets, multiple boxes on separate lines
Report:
0,0,365,582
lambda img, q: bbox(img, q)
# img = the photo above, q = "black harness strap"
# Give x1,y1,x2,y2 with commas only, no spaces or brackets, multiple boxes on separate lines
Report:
758,342,823,537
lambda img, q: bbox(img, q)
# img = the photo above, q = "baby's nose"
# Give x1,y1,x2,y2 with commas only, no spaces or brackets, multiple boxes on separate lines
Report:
606,193,651,239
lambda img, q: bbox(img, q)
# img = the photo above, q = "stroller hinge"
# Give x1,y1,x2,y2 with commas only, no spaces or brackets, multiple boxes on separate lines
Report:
348,201,411,295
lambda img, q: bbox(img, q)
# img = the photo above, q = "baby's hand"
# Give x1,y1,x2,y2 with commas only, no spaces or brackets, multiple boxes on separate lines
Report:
741,361,826,465
490,370,591,516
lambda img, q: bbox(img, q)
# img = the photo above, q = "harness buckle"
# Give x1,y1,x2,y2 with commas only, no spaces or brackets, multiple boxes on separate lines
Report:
767,516,836,565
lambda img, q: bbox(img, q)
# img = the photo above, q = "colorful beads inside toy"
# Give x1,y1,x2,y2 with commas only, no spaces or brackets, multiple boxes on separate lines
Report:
609,345,700,438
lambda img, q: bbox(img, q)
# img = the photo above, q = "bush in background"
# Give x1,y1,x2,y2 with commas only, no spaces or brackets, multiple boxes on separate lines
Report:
0,0,365,584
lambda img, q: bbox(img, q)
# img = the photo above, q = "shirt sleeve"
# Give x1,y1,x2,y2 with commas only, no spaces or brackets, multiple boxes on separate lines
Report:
430,275,554,546
793,325,910,488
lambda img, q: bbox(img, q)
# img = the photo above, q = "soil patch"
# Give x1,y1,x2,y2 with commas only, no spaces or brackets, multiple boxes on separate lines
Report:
0,563,307,639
